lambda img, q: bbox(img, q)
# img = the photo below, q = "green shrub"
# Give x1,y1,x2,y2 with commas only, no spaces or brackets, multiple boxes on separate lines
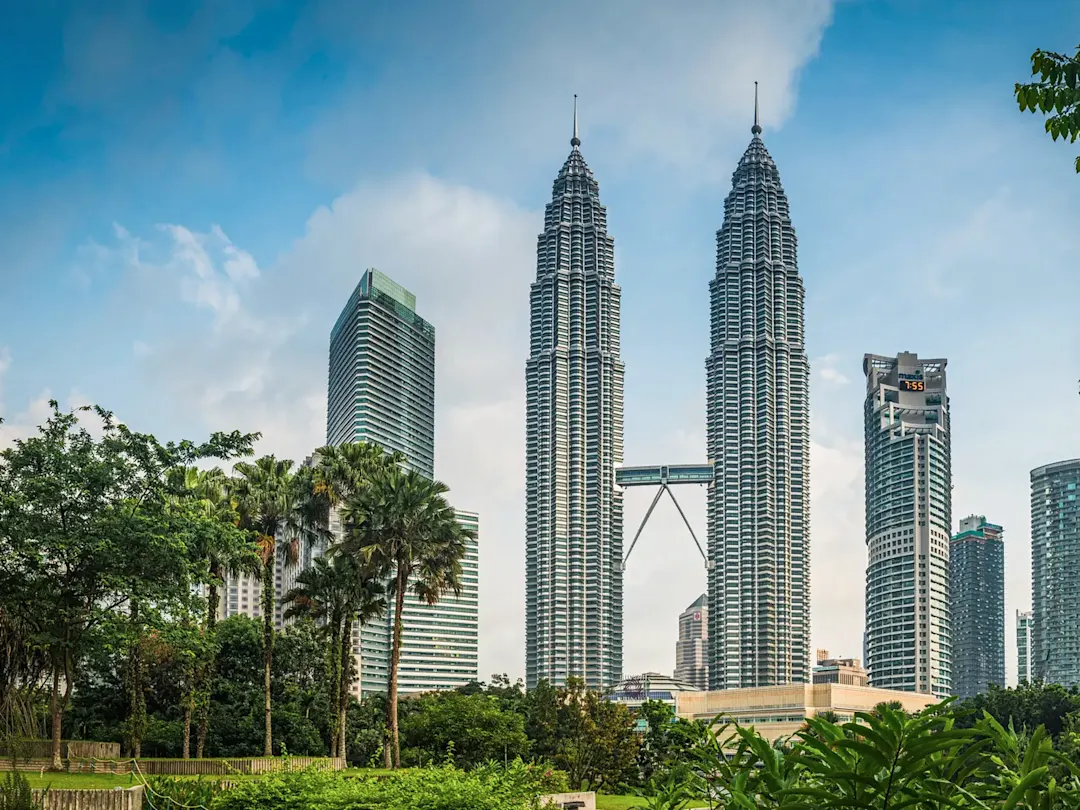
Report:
211,762,546,810
142,776,225,809
0,771,42,810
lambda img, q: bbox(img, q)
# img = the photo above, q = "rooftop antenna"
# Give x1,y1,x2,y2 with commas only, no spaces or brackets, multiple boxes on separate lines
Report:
571,94,581,149
752,81,762,136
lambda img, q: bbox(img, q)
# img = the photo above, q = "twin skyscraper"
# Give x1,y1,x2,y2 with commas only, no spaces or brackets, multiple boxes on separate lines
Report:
524,92,810,690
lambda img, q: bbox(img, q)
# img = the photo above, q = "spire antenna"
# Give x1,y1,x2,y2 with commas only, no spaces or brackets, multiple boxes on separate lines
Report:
752,82,762,136
571,94,581,149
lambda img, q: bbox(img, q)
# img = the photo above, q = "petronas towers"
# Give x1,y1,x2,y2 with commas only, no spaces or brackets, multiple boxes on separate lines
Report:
705,105,810,688
525,101,625,690
525,93,809,690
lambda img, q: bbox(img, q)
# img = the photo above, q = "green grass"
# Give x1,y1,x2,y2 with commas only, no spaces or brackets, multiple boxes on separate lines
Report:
19,773,143,790
596,795,709,810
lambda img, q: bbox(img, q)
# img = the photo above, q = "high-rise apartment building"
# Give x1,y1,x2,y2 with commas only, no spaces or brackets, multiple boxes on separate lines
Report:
327,269,436,478
525,104,625,690
950,515,1004,698
1030,459,1080,688
1016,610,1033,684
324,270,478,695
863,352,952,697
674,595,708,690
706,95,810,689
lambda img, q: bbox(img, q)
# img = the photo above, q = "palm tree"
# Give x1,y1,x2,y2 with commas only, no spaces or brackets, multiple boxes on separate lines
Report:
167,465,260,757
230,457,329,756
283,554,386,759
337,467,472,768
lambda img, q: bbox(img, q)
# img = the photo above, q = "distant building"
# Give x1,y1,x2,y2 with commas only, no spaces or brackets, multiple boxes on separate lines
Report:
1030,460,1080,687
674,595,708,689
950,516,1005,698
676,683,937,745
609,672,701,711
813,650,869,687
1017,610,1033,684
863,352,952,698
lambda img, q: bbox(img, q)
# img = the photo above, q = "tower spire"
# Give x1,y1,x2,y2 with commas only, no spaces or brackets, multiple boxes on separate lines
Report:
571,94,581,149
752,82,762,136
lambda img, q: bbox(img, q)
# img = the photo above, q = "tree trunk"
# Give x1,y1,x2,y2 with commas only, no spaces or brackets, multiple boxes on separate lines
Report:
387,568,407,769
262,557,275,757
338,618,351,760
197,565,221,758
327,618,341,757
182,706,192,759
49,662,63,771
127,601,145,760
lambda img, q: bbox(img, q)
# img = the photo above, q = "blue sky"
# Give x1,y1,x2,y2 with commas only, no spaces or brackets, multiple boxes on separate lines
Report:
2,0,1079,683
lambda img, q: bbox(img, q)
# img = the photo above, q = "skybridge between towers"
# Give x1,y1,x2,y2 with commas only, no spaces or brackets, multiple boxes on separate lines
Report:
615,463,714,572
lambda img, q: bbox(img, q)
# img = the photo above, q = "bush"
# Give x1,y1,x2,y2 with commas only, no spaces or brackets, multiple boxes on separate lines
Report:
0,771,42,810
143,776,225,809
211,762,547,810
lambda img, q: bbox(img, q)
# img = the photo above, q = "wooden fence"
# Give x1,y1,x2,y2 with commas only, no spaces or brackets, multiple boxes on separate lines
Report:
0,741,121,761
32,787,144,810
2,755,346,776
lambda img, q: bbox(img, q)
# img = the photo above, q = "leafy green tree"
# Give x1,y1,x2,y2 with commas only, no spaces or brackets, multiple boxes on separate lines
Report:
1016,45,1080,172
230,457,329,756
637,700,708,784
0,402,255,769
957,680,1080,739
283,554,385,759
166,465,258,758
399,691,529,768
338,467,471,769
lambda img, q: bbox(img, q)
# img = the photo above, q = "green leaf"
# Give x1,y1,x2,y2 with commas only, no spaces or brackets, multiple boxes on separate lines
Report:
1002,766,1049,810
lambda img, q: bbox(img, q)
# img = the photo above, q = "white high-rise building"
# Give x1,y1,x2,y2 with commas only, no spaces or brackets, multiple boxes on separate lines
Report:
863,352,952,697
1016,609,1033,685
705,92,810,689
525,101,625,690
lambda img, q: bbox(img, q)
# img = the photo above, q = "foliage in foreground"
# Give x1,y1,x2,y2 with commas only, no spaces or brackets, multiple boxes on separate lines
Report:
673,701,1080,809
210,762,550,810
1016,44,1080,172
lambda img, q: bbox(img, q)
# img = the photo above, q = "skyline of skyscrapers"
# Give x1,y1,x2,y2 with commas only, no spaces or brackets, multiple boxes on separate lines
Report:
863,352,953,698
524,107,625,690
1030,459,1080,689
949,515,1005,699
705,100,810,689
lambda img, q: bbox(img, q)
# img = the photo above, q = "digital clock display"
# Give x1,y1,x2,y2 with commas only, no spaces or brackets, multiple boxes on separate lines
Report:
899,379,925,392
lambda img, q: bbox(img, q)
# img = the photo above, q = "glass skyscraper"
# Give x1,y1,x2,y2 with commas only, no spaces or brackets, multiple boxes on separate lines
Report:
949,515,1004,699
525,106,625,690
674,595,708,690
1030,459,1080,688
327,269,436,478
705,102,810,689
863,352,952,697
326,269,479,695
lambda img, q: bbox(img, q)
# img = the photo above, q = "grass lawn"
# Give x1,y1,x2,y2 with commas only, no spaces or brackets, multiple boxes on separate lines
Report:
596,795,709,810
19,773,143,790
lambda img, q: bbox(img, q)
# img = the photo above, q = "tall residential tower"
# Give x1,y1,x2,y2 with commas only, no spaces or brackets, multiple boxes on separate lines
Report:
706,91,810,688
950,515,1005,699
863,352,952,697
525,102,625,689
1030,459,1080,688
1017,610,1033,684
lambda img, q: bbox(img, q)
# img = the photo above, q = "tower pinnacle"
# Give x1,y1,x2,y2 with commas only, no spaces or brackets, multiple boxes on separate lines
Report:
571,94,581,149
752,82,762,136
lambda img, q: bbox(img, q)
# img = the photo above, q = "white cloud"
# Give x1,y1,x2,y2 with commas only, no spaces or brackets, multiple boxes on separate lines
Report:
815,354,851,386
305,1,836,186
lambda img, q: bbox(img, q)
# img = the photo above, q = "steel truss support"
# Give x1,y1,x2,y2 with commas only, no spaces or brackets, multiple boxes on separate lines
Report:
621,483,707,571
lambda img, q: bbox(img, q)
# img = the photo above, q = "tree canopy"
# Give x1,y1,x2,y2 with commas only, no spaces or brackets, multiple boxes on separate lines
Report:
1016,45,1080,172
